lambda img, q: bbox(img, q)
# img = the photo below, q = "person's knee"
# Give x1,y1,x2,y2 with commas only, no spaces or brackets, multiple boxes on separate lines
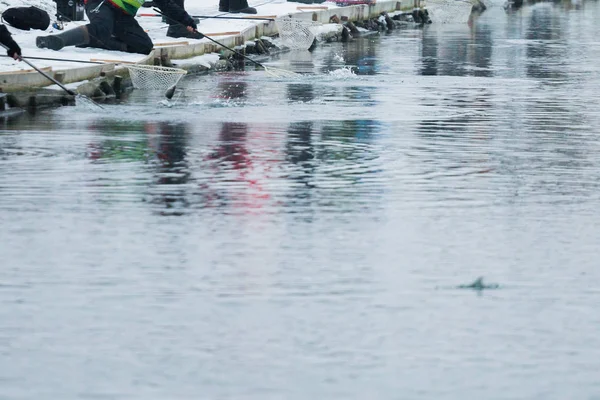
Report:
126,41,152,54
117,23,153,54
136,40,153,54
86,23,112,43
142,41,154,54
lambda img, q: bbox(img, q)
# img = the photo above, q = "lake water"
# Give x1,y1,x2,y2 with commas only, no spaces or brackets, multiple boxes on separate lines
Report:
2,2,600,399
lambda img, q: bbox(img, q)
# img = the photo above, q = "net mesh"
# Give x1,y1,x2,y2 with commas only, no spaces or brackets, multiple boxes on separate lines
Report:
275,17,318,50
125,64,187,90
423,0,474,24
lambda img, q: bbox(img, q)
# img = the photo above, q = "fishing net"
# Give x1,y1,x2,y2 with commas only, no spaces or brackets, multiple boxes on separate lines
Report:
125,64,187,90
423,0,474,24
275,17,318,50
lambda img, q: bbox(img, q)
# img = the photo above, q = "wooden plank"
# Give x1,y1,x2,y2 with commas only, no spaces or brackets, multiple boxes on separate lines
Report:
242,14,277,19
153,41,190,47
296,5,329,9
204,31,241,36
0,66,52,75
90,58,137,64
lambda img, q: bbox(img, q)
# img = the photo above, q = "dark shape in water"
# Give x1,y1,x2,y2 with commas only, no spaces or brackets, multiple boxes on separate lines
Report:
165,84,177,100
457,277,499,290
504,0,523,10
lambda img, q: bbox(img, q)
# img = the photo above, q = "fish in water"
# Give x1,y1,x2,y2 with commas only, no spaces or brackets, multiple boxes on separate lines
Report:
164,84,177,100
457,277,499,290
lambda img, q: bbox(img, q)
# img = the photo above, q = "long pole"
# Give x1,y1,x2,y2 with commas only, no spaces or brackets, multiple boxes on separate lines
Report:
138,13,274,21
152,8,275,72
0,44,76,96
0,54,105,64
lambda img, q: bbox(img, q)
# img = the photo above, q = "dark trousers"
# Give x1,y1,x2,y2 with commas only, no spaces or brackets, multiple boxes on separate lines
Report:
85,0,154,54
167,0,183,24
219,0,250,11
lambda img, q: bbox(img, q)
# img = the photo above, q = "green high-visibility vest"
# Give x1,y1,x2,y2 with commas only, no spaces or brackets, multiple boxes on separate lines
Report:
109,0,145,16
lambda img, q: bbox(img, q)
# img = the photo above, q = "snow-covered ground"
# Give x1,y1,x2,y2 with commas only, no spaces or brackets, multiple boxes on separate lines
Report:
0,0,347,73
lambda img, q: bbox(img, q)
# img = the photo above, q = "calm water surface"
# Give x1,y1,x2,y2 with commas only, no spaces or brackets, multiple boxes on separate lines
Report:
2,2,600,399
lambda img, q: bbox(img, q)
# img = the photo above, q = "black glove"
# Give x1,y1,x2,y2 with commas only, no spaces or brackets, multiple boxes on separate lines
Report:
6,39,21,58
0,25,21,58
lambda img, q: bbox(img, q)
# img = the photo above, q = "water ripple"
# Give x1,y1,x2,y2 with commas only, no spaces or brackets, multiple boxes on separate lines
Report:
3,3,600,398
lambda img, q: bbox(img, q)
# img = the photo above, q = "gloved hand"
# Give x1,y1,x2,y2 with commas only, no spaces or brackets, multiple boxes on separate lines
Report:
0,25,21,60
186,25,203,38
6,40,21,59
183,15,197,31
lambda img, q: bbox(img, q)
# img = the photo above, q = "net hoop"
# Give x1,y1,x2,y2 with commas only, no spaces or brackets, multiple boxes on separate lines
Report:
275,17,319,50
422,0,474,24
125,64,187,90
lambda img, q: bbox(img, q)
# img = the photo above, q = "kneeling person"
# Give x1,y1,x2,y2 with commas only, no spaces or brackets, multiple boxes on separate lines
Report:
36,0,200,55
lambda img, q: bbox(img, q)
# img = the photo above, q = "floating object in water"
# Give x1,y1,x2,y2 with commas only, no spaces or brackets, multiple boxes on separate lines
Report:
457,277,499,290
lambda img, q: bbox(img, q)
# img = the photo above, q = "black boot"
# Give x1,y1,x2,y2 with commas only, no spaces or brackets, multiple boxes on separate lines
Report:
167,24,203,39
229,0,257,14
219,0,228,12
36,26,89,51
165,0,201,36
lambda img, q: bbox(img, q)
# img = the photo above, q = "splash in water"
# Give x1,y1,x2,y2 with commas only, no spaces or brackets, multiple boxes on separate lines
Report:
333,53,345,63
158,99,175,108
327,67,358,80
